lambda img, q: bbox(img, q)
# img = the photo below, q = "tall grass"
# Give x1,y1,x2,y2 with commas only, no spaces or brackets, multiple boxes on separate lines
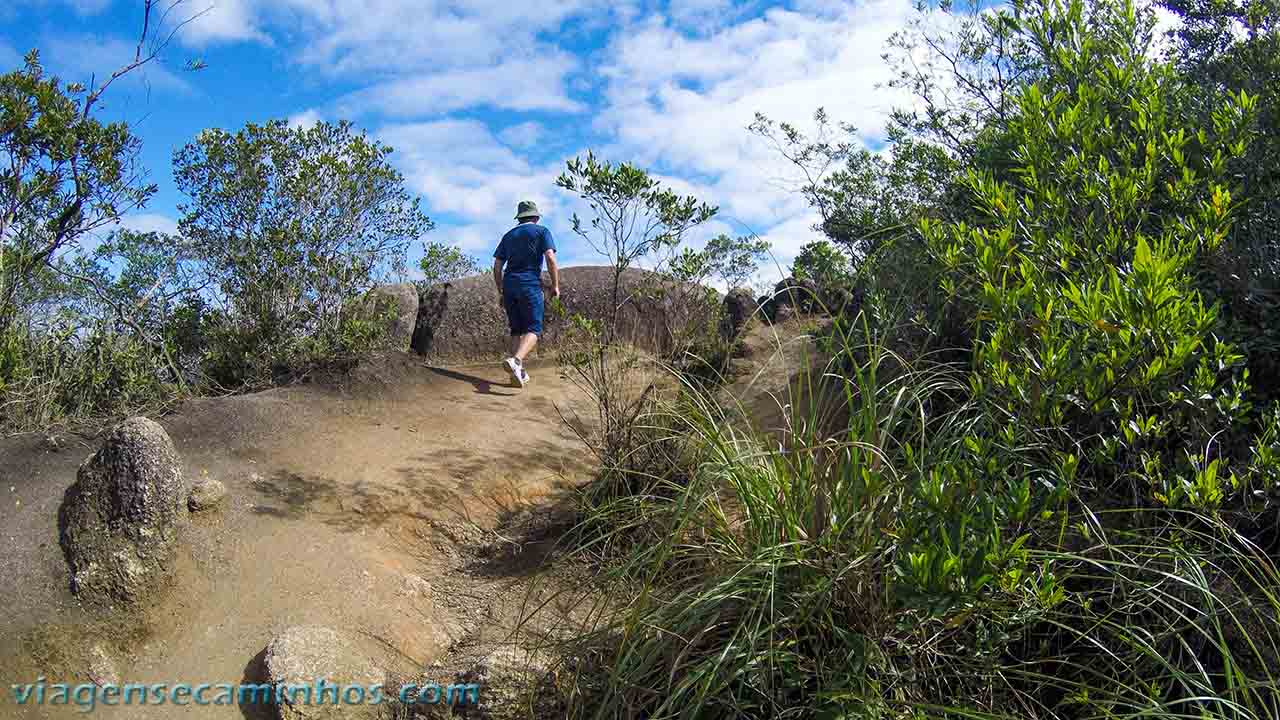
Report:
554,313,1280,720
0,322,182,434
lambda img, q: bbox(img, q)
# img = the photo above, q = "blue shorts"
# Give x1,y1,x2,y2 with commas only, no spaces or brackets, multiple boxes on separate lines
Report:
503,284,544,336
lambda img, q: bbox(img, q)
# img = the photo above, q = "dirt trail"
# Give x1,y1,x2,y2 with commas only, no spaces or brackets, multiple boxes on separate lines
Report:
0,356,596,719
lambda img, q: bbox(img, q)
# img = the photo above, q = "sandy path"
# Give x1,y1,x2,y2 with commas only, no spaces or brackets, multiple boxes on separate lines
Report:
0,356,595,719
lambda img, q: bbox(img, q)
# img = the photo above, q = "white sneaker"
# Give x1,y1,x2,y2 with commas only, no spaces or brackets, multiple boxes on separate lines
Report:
504,357,521,384
518,368,530,387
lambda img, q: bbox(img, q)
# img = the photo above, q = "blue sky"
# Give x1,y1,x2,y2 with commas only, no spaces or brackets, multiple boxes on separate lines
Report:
1,0,932,288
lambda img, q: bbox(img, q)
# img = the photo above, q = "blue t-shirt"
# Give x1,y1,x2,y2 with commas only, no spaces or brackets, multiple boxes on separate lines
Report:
494,222,556,289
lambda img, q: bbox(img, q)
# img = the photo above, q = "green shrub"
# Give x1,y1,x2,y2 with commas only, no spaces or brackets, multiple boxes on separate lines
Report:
173,119,431,389
556,310,1280,720
0,322,178,433
792,239,853,289
417,241,482,289
921,3,1269,513
552,2,1280,718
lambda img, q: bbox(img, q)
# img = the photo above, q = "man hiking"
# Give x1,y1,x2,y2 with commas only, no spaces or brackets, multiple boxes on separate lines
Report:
493,200,560,387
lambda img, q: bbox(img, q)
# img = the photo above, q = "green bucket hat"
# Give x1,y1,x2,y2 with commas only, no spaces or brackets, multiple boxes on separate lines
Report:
515,200,541,220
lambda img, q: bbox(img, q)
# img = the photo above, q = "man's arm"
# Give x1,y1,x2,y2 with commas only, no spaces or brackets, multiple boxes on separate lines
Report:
545,249,560,298
493,257,504,300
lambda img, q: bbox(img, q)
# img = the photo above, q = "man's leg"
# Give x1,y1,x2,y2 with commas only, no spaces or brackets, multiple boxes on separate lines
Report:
502,291,525,383
512,285,543,365
514,332,538,363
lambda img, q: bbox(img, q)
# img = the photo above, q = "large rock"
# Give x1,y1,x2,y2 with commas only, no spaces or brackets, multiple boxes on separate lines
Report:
772,276,820,314
822,285,863,320
458,647,560,719
362,283,419,351
264,626,386,720
772,303,797,324
58,417,186,608
411,647,561,719
722,287,757,339
410,266,712,363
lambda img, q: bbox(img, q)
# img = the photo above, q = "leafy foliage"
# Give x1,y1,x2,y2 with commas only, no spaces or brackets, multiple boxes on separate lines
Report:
924,17,1266,511
417,240,482,288
791,239,852,289
556,152,717,340
172,119,432,387
0,10,203,432
662,232,772,372
750,110,957,260
556,1,1280,719
696,233,771,290
1159,0,1280,401
0,52,155,337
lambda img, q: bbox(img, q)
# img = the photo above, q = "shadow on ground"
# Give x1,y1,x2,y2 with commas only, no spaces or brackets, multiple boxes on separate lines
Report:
425,367,516,396
238,646,274,720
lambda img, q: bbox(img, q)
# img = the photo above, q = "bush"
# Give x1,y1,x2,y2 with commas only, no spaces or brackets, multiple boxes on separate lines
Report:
921,7,1267,512
417,241,482,289
556,312,1280,720
792,239,853,290
549,2,1280,718
173,119,432,388
0,322,178,433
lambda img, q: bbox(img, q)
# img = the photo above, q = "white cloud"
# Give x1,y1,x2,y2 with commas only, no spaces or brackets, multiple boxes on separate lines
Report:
336,54,584,118
117,213,180,236
76,212,180,255
376,119,616,265
179,0,269,47
25,0,938,286
287,108,322,129
1148,2,1184,59
378,119,551,220
499,121,545,149
366,0,919,281
668,0,737,31
589,0,915,279
174,0,614,125
757,215,822,262
271,0,610,74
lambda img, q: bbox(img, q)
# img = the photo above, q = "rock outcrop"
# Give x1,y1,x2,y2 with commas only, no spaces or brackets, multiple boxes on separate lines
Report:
57,417,186,608
410,266,711,363
722,287,757,339
362,283,420,351
411,646,561,720
87,642,119,687
458,647,559,719
264,626,385,720
771,276,820,316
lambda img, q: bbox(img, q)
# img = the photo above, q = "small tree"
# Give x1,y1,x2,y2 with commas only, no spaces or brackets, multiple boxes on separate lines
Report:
0,0,205,334
0,52,155,336
59,228,207,386
702,233,771,289
556,152,716,340
0,2,205,430
418,241,481,288
791,240,852,289
173,119,433,386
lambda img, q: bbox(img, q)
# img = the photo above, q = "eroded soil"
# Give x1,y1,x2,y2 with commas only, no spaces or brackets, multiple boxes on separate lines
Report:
0,355,597,719
0,319,821,719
